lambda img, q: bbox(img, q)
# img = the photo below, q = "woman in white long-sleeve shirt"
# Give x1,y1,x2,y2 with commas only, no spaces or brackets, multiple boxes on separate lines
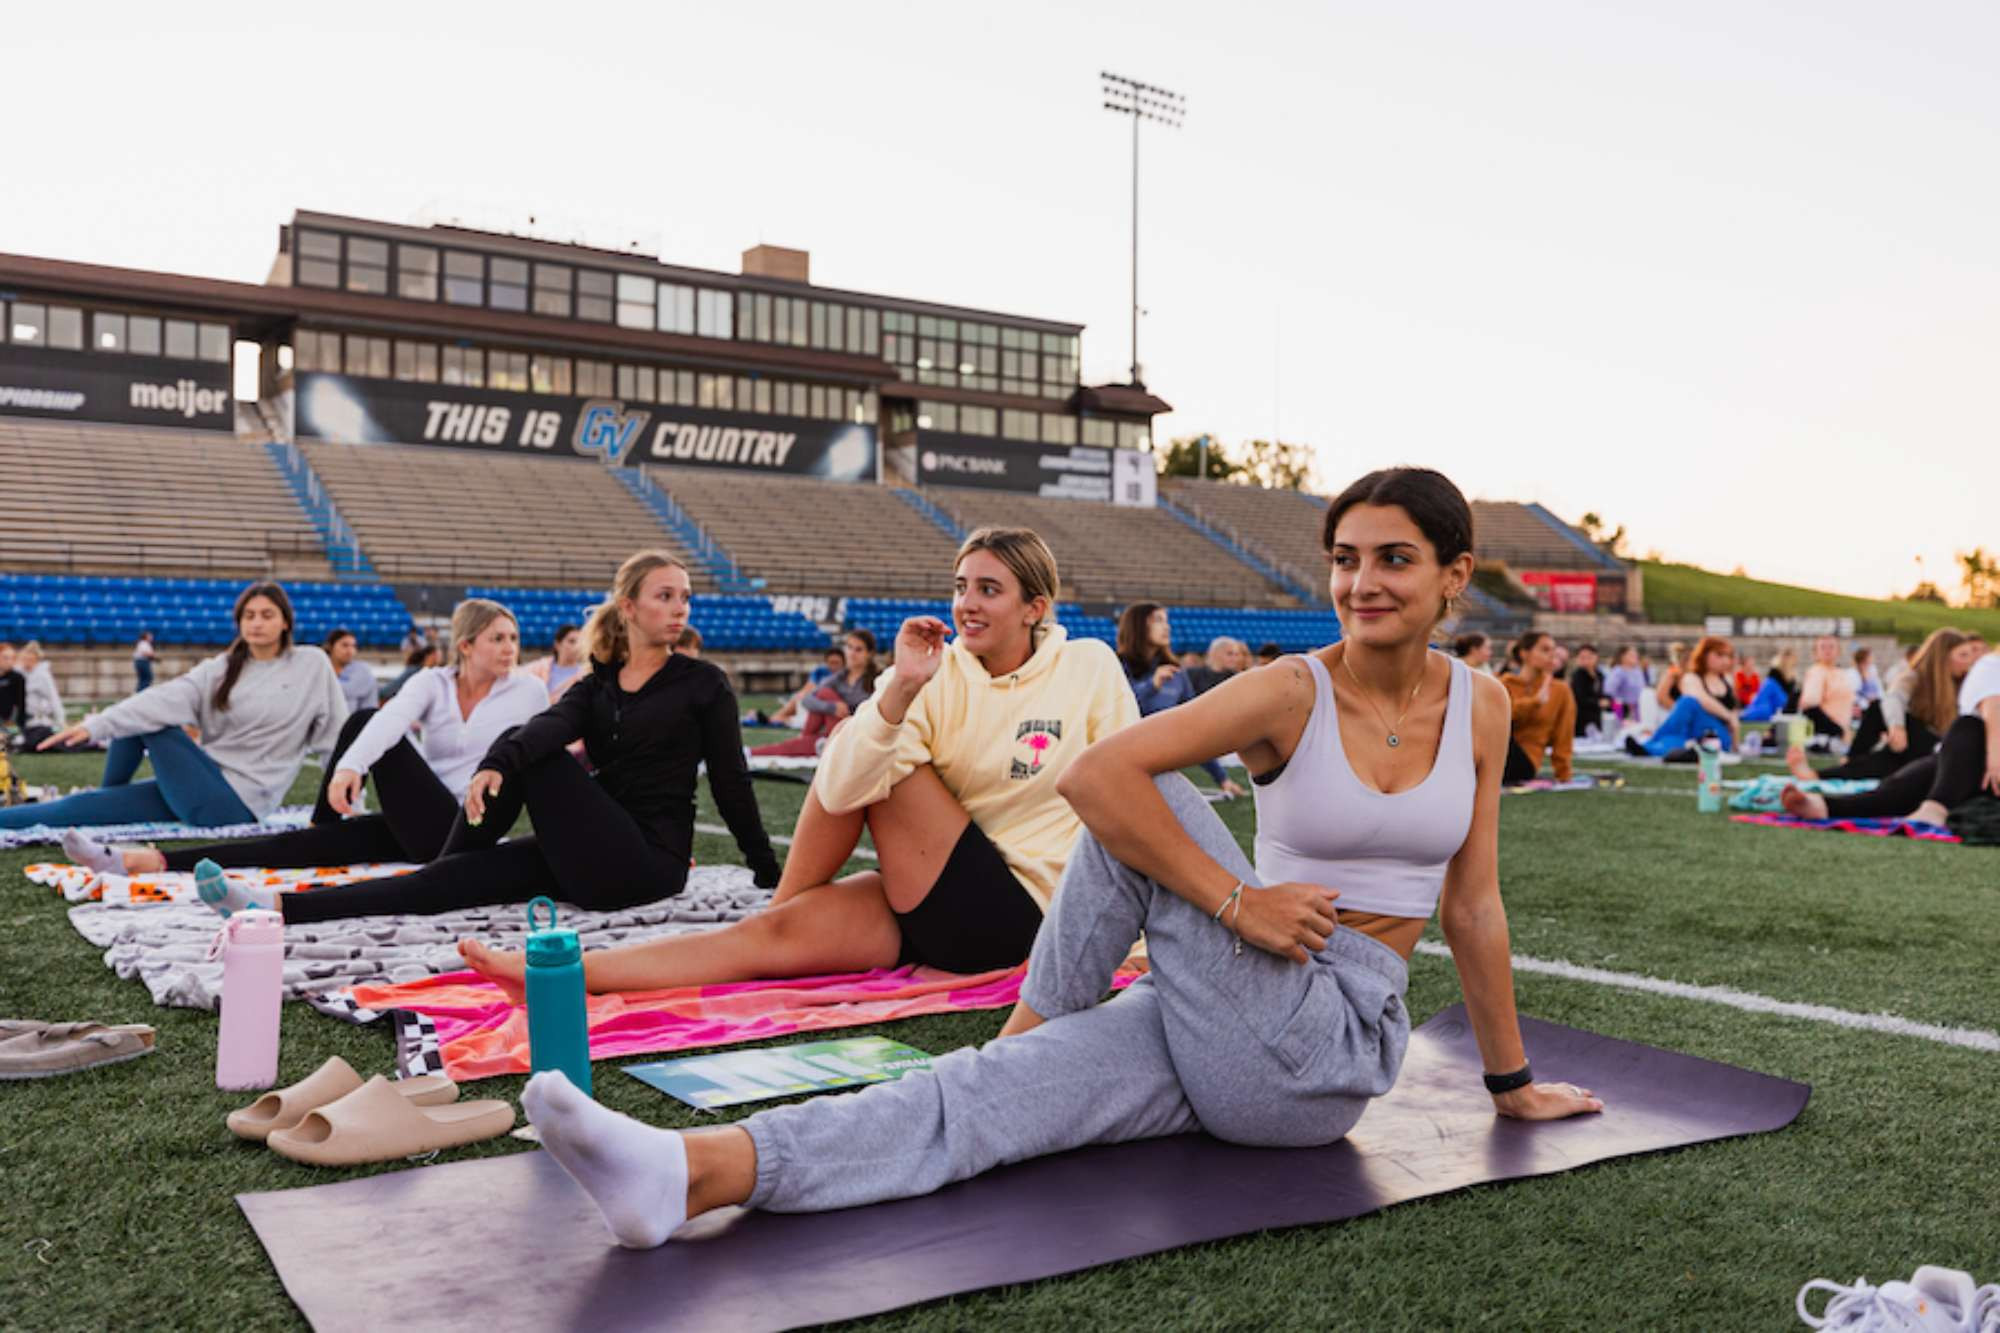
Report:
69,600,546,875
9,583,346,831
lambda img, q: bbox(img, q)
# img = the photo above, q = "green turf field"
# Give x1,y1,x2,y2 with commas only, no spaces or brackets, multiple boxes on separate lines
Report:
1638,560,2000,642
3,710,1996,1330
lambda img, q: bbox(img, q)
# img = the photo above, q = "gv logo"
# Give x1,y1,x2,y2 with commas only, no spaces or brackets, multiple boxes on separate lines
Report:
574,399,652,465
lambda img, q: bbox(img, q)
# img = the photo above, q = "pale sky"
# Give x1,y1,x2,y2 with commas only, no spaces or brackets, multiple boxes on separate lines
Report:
7,2,1995,599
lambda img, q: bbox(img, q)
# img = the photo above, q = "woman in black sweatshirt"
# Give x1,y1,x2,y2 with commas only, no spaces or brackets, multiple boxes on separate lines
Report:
217,552,780,924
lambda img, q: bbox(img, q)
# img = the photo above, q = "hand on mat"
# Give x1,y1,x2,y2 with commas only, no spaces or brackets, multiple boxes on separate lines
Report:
326,769,366,817
464,769,504,825
1492,1080,1604,1120
38,723,92,751
893,617,952,688
1236,882,1340,964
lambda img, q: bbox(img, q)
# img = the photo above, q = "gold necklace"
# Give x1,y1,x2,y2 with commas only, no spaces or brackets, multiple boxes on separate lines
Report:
1340,649,1424,749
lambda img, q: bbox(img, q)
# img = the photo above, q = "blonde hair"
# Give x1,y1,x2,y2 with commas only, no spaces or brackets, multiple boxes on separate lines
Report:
1907,628,1972,733
449,599,516,666
955,527,1060,645
585,550,689,665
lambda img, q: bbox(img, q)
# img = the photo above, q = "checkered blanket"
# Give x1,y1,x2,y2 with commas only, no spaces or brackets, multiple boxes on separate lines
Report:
0,805,313,850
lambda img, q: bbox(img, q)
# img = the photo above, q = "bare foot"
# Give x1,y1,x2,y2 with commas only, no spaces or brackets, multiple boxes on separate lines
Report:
1784,745,1816,783
1780,785,1828,820
457,938,528,1003
1911,800,1949,827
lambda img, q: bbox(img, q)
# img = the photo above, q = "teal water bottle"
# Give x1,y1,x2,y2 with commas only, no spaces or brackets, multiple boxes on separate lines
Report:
1696,741,1724,814
524,896,592,1096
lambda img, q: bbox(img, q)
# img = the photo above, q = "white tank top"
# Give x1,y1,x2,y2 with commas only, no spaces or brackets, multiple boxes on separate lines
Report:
1253,652,1477,919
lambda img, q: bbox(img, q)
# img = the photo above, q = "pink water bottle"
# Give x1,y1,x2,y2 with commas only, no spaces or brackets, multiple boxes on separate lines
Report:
211,909,284,1091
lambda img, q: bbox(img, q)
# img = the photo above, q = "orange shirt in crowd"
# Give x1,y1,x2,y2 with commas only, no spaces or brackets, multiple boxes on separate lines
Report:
1502,673,1575,781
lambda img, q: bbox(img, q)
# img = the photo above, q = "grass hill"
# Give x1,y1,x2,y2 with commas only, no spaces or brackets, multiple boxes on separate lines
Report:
1638,560,2000,641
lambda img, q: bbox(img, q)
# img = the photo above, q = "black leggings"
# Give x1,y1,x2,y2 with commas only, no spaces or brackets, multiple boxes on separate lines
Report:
280,747,687,924
1503,741,1539,786
163,710,458,872
1804,706,1846,739
1823,716,1990,819
1813,702,1941,782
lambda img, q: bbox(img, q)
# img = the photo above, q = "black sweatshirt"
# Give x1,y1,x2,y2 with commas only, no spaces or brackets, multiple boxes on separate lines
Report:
479,654,781,885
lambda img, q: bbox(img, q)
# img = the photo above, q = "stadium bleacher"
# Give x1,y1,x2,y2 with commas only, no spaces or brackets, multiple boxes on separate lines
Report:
648,472,960,597
0,573,409,648
842,598,1340,656
1160,478,1332,598
299,443,710,590
0,420,332,579
927,490,1290,607
470,586,825,653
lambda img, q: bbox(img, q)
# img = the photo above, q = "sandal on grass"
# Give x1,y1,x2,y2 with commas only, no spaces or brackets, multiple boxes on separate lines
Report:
227,1055,458,1141
266,1076,513,1166
0,1022,156,1080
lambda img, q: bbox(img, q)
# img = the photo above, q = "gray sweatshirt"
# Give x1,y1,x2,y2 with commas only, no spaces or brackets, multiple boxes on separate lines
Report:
85,646,348,817
25,663,64,731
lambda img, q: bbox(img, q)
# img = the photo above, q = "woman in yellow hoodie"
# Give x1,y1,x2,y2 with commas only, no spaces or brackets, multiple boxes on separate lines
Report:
459,526,1138,991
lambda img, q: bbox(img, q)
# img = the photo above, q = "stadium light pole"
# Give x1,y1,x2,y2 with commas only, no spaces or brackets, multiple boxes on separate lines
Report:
1101,72,1184,389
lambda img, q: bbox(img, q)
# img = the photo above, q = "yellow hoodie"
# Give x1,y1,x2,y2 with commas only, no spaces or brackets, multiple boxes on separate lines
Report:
814,624,1138,912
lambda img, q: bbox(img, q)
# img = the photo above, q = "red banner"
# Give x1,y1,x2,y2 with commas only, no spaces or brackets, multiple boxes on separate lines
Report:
1519,571,1598,613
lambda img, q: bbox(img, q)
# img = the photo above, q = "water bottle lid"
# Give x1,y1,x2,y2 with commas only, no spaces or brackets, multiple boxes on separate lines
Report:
524,896,579,968
230,909,284,947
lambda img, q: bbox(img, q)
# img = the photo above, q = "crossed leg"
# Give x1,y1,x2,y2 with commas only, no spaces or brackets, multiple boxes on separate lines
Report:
459,765,975,994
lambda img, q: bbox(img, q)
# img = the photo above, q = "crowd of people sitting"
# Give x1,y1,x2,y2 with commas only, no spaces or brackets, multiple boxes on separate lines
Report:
5,463,1997,1255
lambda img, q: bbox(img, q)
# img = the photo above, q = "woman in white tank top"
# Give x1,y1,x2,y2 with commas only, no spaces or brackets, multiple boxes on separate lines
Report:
505,468,1603,1255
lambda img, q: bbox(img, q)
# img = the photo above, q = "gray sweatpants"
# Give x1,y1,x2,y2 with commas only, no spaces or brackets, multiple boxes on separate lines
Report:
744,773,1411,1213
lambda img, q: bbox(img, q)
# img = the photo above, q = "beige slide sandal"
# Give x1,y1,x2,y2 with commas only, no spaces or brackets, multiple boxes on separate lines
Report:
229,1056,458,1141
0,1022,156,1080
266,1076,514,1166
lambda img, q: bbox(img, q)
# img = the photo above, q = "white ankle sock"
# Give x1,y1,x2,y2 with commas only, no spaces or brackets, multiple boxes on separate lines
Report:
61,828,124,876
522,1070,688,1248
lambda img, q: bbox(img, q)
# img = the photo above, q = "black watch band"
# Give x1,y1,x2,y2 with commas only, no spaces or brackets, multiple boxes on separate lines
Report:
1483,1064,1533,1095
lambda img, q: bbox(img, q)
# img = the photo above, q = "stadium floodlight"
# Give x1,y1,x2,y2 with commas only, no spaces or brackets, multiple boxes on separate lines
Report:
1101,71,1186,391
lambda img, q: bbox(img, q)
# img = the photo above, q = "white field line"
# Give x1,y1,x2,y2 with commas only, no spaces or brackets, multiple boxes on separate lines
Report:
1414,941,2000,1053
695,822,877,861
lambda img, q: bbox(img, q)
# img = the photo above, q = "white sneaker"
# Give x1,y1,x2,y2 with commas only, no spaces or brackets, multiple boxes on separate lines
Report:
1798,1267,1981,1330
1974,1282,2000,1333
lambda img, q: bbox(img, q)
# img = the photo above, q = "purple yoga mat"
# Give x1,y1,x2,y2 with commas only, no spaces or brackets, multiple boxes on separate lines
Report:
238,1004,1808,1332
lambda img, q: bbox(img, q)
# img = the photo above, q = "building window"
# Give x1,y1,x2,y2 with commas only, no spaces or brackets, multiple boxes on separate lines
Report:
576,359,613,397
1117,421,1150,451
718,375,738,410
673,369,694,404
198,323,230,363
163,319,196,359
1041,413,1077,445
1002,409,1039,442
343,334,389,378
808,384,827,418
489,258,529,312
576,270,613,322
616,274,655,330
397,245,439,300
394,341,437,382
696,289,731,339
958,404,996,436
735,292,753,341
93,313,127,353
753,293,772,343
533,263,572,317
346,237,390,295
296,229,341,288
1082,418,1114,448
917,400,957,432
533,354,571,395
788,298,808,348
128,315,161,356
293,330,322,372
444,251,484,306
657,282,695,335
43,305,83,351
489,350,529,391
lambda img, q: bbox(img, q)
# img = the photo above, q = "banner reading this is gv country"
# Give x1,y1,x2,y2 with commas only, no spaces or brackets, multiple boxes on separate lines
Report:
294,372,878,483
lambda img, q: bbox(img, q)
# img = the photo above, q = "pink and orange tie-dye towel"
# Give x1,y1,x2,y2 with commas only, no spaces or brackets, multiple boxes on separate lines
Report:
1728,813,1961,843
352,964,1138,1084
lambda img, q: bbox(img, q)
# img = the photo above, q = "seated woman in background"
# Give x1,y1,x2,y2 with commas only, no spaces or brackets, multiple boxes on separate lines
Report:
1568,642,1605,737
8,583,346,832
1784,642,2000,827
751,630,879,759
1625,636,1740,758
1740,647,1797,723
381,642,442,703
13,641,71,752
1500,631,1574,784
1118,603,1246,799
1601,645,1647,723
1787,629,1983,782
1798,635,1856,745
1452,631,1493,673
65,599,547,877
524,624,588,703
